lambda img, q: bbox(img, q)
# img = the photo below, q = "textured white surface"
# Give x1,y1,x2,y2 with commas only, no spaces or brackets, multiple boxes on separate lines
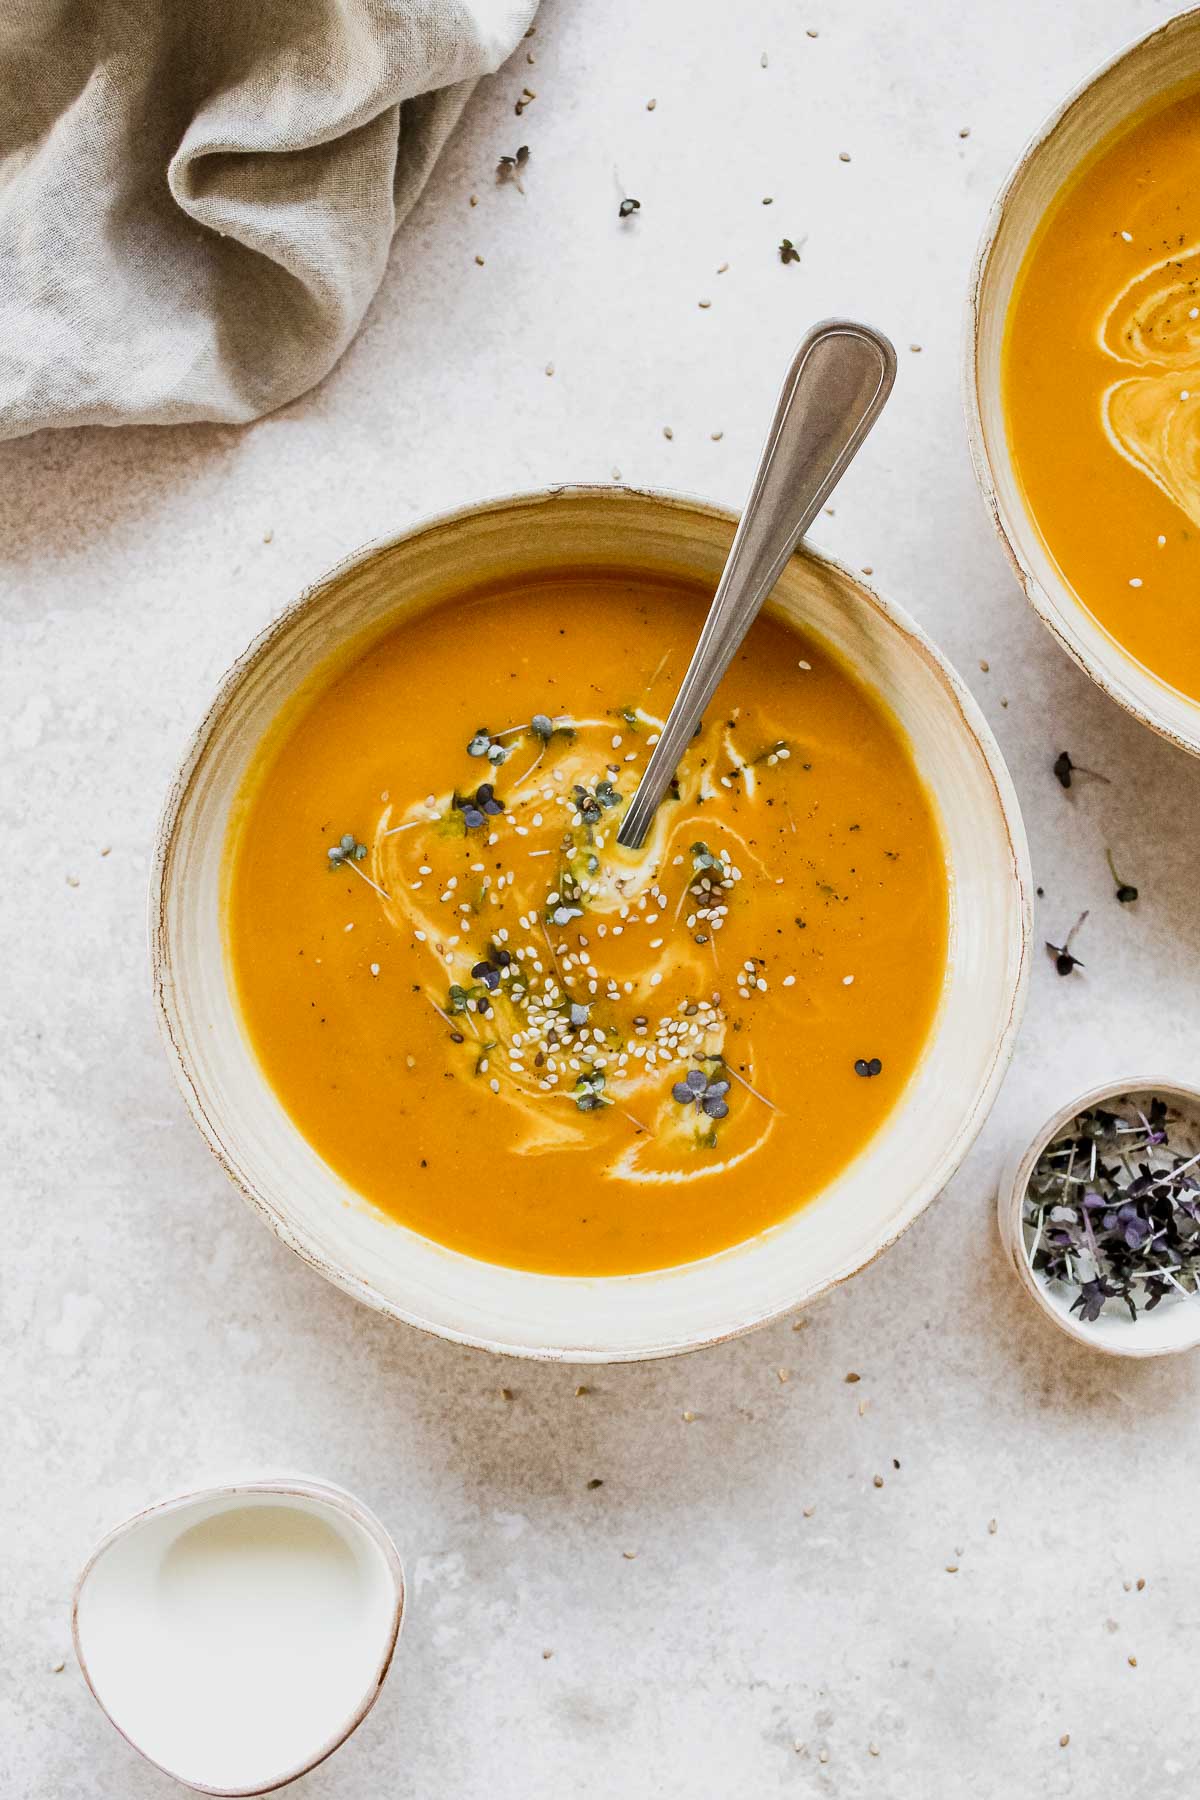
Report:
4,1,1200,1795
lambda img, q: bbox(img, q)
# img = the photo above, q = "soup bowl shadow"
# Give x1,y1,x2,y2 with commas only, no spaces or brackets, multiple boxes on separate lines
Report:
152,486,1031,1362
966,4,1200,760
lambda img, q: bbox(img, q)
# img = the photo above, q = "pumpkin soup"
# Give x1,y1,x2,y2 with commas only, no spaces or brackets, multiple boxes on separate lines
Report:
226,572,947,1275
1004,86,1200,700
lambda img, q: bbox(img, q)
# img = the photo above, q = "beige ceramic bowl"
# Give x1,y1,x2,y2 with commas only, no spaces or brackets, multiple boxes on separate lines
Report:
997,1078,1200,1358
967,6,1200,758
153,486,1031,1362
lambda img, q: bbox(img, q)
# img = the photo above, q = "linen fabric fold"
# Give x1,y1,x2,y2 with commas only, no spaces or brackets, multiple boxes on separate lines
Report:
0,0,536,438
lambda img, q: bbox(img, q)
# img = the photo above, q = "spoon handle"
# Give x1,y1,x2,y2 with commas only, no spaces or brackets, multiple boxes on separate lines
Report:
616,318,896,849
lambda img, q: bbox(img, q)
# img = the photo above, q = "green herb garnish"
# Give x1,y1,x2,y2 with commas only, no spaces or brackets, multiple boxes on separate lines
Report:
573,1067,608,1112
1106,848,1139,904
326,833,366,867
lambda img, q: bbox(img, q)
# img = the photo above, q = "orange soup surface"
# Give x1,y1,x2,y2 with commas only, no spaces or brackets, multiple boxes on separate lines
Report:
1005,86,1200,699
227,573,948,1275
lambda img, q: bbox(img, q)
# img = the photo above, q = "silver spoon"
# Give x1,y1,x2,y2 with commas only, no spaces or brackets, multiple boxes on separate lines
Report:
616,318,896,850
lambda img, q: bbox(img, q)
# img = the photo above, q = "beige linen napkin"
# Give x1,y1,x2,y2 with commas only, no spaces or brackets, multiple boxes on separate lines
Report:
0,0,536,438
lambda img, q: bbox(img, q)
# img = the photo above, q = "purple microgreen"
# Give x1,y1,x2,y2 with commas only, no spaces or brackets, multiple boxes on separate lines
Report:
671,1067,730,1122
1046,910,1088,976
853,1057,883,1077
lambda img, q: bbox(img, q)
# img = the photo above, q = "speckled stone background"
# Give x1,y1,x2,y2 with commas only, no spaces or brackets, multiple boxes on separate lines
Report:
5,1,1200,1794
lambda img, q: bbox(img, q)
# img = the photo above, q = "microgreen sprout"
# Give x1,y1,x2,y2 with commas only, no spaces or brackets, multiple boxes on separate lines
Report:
671,1068,730,1119
327,833,366,867
466,727,511,765
325,832,390,900
573,1067,608,1112
1106,848,1139,904
853,1057,883,1078
453,783,505,830
618,196,641,218
1046,910,1088,976
779,238,802,264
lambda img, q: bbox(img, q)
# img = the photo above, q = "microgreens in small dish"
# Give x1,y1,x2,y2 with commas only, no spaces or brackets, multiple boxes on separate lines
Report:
1022,1093,1200,1325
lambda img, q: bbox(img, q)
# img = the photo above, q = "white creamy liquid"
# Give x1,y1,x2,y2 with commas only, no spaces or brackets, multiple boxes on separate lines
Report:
78,1493,396,1790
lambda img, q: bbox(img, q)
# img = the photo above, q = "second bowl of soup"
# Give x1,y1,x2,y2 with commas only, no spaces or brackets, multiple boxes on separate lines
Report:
969,7,1200,756
154,487,1030,1359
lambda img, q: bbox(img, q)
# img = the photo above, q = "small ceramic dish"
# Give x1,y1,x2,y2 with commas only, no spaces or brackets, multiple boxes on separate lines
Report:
966,5,1200,759
72,1477,404,1795
152,485,1031,1362
997,1078,1200,1358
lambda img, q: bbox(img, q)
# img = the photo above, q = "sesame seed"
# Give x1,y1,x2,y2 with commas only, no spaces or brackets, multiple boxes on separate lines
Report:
1129,577,1143,588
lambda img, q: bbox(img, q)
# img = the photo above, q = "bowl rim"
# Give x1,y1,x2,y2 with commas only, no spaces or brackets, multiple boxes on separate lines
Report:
995,1075,1200,1359
71,1475,405,1796
150,482,1032,1361
963,4,1200,760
